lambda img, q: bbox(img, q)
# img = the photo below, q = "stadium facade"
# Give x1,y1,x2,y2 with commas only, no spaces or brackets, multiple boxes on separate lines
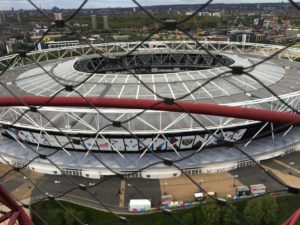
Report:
0,41,300,178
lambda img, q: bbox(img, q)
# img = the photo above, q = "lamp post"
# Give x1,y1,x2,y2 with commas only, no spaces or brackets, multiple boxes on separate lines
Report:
164,182,167,195
198,179,203,187
233,175,239,187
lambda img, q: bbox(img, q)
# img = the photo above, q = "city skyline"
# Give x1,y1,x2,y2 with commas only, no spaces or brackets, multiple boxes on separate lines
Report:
0,0,293,10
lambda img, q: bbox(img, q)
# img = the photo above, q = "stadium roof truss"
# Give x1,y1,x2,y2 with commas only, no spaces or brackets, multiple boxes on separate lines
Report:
0,41,300,70
0,41,300,158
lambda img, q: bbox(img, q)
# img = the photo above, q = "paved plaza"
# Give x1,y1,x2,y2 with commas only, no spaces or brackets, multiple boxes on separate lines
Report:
0,151,299,213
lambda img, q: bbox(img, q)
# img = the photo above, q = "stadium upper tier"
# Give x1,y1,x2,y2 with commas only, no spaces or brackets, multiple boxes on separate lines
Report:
15,51,284,100
1,41,300,176
0,41,300,138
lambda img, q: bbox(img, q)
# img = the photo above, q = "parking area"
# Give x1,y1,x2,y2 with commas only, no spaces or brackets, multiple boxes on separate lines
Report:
124,178,161,208
0,151,300,209
159,151,300,202
262,151,300,187
160,172,241,201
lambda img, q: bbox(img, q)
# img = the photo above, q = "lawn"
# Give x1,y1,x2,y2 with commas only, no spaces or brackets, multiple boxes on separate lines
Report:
276,195,300,225
31,195,300,225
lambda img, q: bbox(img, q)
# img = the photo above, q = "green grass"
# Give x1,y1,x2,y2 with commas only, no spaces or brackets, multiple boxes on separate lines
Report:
31,195,300,225
32,200,117,225
276,195,300,225
31,200,193,225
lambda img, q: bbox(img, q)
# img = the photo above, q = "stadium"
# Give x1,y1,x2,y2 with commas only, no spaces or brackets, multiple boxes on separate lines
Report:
0,41,300,179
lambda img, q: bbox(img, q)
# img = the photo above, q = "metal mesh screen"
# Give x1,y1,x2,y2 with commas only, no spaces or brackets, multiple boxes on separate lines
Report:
0,0,300,224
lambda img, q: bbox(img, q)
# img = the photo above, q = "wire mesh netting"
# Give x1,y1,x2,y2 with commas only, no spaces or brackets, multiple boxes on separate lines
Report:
0,0,300,225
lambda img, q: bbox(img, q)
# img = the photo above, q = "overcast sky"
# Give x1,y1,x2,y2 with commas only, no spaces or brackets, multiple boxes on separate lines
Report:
0,0,292,10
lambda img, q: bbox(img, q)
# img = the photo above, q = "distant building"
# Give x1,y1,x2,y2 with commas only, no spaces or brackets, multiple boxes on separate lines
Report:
212,12,221,17
16,12,21,23
254,18,264,28
112,35,129,41
198,12,211,16
257,4,261,10
203,35,229,42
0,40,7,55
91,15,97,30
48,40,79,48
271,35,287,43
198,11,221,17
90,34,103,42
2,13,6,23
36,40,80,50
230,30,266,43
286,29,300,40
263,20,271,28
230,30,250,43
103,15,109,30
0,12,6,25
253,33,266,43
283,19,290,30
185,11,194,16
53,13,63,21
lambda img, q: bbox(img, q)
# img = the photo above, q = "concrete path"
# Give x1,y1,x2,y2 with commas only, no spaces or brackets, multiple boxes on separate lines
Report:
119,179,126,208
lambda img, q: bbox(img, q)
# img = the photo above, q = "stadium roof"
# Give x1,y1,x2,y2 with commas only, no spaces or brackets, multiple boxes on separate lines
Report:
1,43,300,134
15,52,284,101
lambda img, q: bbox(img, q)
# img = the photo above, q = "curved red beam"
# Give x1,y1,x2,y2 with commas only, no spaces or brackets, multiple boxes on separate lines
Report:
0,96,300,126
282,209,300,225
0,184,34,225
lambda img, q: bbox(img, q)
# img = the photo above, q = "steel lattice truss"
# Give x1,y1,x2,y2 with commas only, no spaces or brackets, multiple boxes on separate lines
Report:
1,41,300,70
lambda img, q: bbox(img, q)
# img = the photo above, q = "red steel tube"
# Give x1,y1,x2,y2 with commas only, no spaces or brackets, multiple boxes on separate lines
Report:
0,96,300,126
282,209,300,225
0,212,13,223
0,184,34,225
7,211,20,225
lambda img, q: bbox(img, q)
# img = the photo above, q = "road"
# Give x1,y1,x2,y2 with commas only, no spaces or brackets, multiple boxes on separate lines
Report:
0,151,300,211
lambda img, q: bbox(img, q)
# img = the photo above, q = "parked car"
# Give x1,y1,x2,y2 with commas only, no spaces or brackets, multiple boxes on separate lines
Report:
250,184,266,196
194,192,205,201
236,186,250,198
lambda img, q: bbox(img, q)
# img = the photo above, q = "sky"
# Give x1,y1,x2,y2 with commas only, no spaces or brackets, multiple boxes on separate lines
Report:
0,0,292,10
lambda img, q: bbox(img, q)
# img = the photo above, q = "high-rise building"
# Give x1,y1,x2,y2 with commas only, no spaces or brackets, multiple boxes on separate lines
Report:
91,15,97,30
254,18,264,28
103,15,109,30
257,4,261,10
16,12,21,23
0,40,7,55
53,13,63,21
0,12,6,25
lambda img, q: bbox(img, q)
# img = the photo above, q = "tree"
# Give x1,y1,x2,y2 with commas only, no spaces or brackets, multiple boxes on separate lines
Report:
52,209,65,225
220,205,240,225
76,210,88,223
64,209,76,225
42,208,64,225
260,195,278,225
202,204,221,225
182,212,194,225
194,208,206,225
243,198,264,225
64,208,87,225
